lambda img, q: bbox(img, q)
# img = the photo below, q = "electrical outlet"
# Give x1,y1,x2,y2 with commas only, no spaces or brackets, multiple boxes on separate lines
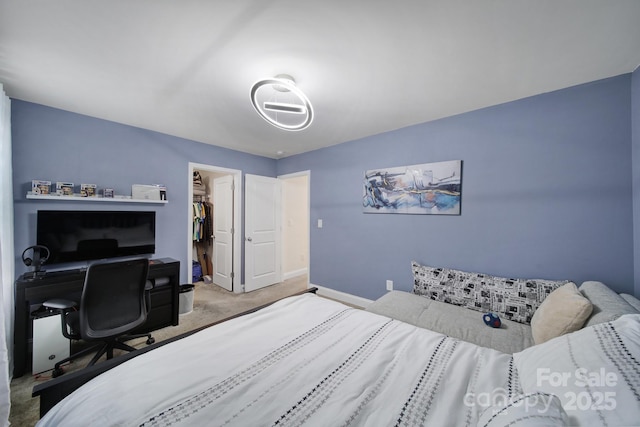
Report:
386,280,393,291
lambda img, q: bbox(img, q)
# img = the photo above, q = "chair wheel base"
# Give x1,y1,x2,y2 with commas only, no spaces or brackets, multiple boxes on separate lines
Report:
51,367,64,378
146,337,155,345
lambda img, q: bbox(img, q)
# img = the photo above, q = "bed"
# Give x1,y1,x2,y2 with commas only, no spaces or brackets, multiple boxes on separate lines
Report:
34,292,640,426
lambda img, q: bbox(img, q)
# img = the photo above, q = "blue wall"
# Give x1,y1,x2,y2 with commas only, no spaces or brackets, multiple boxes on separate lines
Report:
279,75,634,299
633,66,640,297
11,101,277,283
12,74,637,299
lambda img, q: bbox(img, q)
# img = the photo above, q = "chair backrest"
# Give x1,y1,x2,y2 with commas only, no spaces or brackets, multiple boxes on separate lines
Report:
78,258,150,341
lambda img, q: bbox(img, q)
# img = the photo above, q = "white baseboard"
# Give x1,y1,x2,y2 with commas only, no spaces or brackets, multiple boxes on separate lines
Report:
311,284,373,308
283,268,308,281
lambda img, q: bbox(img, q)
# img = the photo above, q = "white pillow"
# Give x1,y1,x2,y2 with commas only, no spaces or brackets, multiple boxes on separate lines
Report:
530,282,593,344
514,314,640,426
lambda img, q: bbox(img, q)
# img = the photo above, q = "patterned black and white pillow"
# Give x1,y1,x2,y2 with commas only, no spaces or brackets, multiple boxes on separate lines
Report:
411,261,567,324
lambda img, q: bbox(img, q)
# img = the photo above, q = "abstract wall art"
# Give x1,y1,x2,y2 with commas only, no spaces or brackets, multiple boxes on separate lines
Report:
363,160,462,215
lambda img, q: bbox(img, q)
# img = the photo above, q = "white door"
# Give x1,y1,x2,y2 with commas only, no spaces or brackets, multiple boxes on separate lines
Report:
212,175,234,291
245,174,282,292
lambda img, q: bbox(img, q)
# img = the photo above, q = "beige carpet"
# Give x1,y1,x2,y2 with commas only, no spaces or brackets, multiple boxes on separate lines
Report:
9,276,309,427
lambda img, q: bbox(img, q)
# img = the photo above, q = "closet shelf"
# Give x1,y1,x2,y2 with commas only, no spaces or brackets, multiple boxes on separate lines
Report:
26,193,168,204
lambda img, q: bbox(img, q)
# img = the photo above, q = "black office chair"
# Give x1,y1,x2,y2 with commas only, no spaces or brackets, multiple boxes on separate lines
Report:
43,258,155,378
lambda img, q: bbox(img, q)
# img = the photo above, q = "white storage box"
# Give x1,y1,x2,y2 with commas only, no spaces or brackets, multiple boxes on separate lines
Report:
132,184,161,200
33,314,69,374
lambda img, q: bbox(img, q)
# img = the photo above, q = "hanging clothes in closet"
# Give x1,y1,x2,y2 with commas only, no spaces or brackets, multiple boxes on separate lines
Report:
192,201,206,241
192,201,213,243
193,171,214,279
193,201,213,278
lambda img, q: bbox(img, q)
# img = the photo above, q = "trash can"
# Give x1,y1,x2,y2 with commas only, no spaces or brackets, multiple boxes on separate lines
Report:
179,284,195,315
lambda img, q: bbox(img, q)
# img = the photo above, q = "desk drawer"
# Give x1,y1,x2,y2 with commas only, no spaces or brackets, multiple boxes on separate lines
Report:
150,288,172,308
140,305,172,332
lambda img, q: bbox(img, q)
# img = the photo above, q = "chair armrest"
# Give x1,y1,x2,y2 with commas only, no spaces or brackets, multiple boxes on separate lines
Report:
42,299,77,311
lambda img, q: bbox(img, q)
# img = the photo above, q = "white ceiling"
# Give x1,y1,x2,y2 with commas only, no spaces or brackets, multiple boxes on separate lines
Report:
1,1,640,159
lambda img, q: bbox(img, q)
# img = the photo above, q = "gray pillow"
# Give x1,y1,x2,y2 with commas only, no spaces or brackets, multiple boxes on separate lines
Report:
579,281,640,327
620,293,640,312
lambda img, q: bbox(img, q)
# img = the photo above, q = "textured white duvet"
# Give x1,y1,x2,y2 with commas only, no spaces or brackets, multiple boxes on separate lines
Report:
37,294,522,427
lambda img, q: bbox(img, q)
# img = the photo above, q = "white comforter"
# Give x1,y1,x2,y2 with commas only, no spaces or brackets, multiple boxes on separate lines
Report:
37,294,521,427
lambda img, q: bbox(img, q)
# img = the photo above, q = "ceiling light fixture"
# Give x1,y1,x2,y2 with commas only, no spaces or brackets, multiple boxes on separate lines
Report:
250,74,313,131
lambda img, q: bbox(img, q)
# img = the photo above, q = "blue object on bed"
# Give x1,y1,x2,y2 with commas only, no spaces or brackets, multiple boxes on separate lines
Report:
483,312,502,328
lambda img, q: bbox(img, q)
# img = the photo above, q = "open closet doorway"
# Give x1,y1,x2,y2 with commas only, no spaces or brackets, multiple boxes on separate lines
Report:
243,171,310,292
188,163,242,293
279,171,310,286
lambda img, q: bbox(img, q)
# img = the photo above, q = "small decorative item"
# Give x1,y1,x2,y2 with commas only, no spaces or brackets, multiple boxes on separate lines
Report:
103,188,114,198
154,184,167,201
80,183,97,197
363,160,462,215
31,180,51,195
56,182,74,196
483,312,502,328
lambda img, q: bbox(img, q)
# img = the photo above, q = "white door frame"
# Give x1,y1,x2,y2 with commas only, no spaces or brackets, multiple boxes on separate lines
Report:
187,162,242,293
278,170,310,288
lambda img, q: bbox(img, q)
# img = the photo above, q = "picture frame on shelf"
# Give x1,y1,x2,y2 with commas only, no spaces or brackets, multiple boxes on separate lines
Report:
31,180,51,195
80,183,97,197
56,182,74,196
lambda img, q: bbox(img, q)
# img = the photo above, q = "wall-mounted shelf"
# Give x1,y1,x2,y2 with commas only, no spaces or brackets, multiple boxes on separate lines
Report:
26,193,168,204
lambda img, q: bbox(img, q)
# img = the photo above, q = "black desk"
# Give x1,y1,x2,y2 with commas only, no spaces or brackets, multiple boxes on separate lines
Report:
14,258,180,378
